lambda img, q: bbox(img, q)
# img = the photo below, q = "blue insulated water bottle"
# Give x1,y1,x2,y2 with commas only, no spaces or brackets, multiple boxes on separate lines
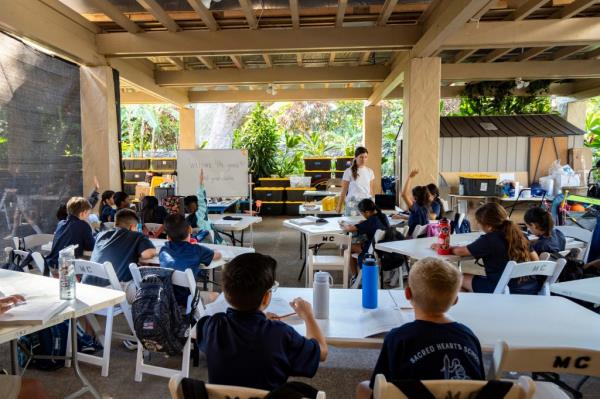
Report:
362,254,378,309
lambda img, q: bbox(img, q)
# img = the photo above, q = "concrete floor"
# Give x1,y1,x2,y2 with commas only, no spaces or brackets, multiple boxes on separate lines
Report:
1,216,599,398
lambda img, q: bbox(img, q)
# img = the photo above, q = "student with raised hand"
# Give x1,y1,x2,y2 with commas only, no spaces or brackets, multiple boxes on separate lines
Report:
337,146,375,215
194,169,222,243
356,258,484,399
197,253,327,391
400,169,436,237
432,203,540,294
341,198,390,281
524,207,566,254
47,197,95,270
427,183,444,219
99,190,116,223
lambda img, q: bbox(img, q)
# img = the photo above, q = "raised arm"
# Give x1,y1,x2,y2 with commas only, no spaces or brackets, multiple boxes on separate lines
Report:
401,169,418,209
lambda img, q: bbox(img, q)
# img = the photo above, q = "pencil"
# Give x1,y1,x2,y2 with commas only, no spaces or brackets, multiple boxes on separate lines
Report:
277,312,297,319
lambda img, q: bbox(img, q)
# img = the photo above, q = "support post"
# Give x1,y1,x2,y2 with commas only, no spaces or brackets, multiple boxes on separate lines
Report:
363,105,383,195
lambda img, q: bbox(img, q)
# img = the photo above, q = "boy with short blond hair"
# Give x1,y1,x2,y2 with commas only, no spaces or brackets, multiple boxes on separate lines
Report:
47,196,95,269
356,257,484,399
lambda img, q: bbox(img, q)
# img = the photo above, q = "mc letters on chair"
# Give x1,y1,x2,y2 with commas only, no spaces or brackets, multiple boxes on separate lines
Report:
553,356,591,369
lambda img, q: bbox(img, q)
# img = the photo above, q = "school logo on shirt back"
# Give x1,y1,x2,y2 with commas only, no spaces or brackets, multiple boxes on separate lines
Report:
441,354,468,380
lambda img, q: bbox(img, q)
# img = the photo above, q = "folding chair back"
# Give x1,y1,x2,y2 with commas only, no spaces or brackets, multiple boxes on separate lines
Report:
373,374,534,399
411,224,428,239
128,263,201,382
145,223,163,234
555,225,592,262
306,233,351,288
490,341,600,380
12,249,45,274
493,259,566,295
13,233,54,251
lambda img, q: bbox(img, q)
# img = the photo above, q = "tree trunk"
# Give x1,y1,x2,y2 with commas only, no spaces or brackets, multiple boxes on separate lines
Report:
140,121,145,158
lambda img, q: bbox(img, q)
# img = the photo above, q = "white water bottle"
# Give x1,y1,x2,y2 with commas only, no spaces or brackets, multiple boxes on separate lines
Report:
313,271,332,319
59,245,78,300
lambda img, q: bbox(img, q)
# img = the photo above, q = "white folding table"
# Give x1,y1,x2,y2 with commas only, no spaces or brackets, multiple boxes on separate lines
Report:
209,214,262,247
147,238,254,267
550,277,600,305
0,270,124,399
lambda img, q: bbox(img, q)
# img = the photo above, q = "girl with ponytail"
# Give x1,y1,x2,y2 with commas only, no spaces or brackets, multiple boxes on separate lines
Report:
341,198,390,280
431,202,539,293
337,147,375,215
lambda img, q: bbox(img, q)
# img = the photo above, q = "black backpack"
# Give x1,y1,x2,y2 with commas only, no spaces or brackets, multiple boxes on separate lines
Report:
18,321,69,371
375,226,408,272
132,267,200,356
1,249,34,272
180,378,320,399
390,379,514,399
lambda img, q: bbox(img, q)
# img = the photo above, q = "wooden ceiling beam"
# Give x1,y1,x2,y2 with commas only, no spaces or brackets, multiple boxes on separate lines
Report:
230,55,245,69
514,46,549,61
551,0,598,19
360,51,372,65
196,56,217,69
296,53,303,66
136,0,180,32
479,48,512,62
166,57,185,70
453,49,478,63
289,0,300,28
185,0,219,31
329,52,336,66
377,0,399,26
263,54,272,67
238,0,258,29
552,45,590,60
336,0,348,27
88,0,141,33
505,0,548,21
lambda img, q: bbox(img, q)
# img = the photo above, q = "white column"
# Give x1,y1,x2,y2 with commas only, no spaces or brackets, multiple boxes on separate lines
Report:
363,105,383,195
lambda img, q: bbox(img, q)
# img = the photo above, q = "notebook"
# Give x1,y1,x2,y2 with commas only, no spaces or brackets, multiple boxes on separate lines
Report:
0,297,69,326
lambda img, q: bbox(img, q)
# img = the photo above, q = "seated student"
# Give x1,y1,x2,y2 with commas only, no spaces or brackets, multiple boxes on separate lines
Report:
140,195,168,225
184,195,199,229
524,207,566,254
46,197,95,270
82,209,156,301
400,169,436,237
432,203,540,294
113,191,130,211
197,253,327,391
99,190,116,223
356,258,484,399
427,183,444,219
341,198,390,281
159,214,222,306
0,295,50,399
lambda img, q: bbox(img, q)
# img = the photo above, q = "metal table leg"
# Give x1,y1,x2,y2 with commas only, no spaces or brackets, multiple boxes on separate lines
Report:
64,317,101,399
9,339,19,375
297,233,307,281
240,230,245,247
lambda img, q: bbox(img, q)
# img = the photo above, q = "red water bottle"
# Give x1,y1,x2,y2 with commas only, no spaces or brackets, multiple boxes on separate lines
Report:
437,217,451,255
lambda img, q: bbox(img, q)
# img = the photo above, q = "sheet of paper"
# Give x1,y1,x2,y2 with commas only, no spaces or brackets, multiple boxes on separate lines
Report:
202,294,293,318
0,297,68,325
215,219,239,226
359,308,405,337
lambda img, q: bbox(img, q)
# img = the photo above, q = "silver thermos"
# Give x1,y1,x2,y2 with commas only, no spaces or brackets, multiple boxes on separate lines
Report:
313,271,333,319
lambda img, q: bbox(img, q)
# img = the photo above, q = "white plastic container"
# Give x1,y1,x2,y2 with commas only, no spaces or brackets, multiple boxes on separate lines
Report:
539,176,554,197
313,271,332,319
59,244,78,300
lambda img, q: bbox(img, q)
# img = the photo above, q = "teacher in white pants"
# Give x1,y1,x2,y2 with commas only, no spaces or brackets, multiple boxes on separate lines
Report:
336,146,375,215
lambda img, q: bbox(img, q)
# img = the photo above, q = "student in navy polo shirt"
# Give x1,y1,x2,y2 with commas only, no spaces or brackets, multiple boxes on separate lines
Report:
400,169,437,237
432,203,540,294
159,214,222,306
82,209,156,297
524,207,566,254
197,253,328,391
342,198,390,281
356,258,484,399
99,190,116,223
113,191,130,211
46,197,95,270
184,195,199,228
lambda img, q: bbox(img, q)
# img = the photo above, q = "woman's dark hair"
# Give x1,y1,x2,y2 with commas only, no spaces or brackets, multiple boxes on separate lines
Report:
412,186,431,207
426,184,440,199
223,253,277,312
357,198,390,229
141,196,159,224
101,190,115,207
351,146,368,180
56,204,68,221
475,203,532,262
184,195,198,208
524,207,554,237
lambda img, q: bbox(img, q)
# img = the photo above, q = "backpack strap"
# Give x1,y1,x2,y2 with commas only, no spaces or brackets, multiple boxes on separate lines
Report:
180,378,209,399
474,380,513,399
265,381,319,399
390,380,436,399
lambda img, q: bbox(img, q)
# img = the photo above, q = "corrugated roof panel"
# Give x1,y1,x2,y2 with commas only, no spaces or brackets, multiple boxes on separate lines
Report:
440,115,585,138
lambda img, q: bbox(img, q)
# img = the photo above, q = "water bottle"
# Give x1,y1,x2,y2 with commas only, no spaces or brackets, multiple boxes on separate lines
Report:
362,254,378,309
313,271,332,319
59,245,78,300
436,217,451,255
137,220,143,233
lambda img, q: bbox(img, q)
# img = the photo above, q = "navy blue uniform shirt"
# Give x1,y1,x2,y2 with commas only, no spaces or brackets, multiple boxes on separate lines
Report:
408,204,430,236
467,231,539,294
531,229,566,254
369,320,484,388
431,199,442,219
100,205,116,223
47,215,95,268
197,308,321,391
356,214,389,253
82,228,155,286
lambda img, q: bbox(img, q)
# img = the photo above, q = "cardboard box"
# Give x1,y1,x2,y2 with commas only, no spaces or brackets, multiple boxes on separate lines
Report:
135,182,151,200
568,148,593,171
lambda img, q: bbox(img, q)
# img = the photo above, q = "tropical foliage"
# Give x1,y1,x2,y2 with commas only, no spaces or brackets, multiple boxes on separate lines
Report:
584,98,600,161
120,104,179,157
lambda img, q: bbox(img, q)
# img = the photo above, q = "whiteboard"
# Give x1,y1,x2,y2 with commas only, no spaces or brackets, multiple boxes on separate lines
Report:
176,150,249,197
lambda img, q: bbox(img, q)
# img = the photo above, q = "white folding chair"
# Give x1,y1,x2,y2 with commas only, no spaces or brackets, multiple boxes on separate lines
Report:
145,222,163,234
489,341,600,399
555,225,592,262
372,374,535,399
11,249,45,274
102,222,115,230
66,260,135,377
306,233,351,288
493,259,567,295
410,224,428,239
169,375,326,399
129,263,202,382
372,229,406,289
13,233,54,252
